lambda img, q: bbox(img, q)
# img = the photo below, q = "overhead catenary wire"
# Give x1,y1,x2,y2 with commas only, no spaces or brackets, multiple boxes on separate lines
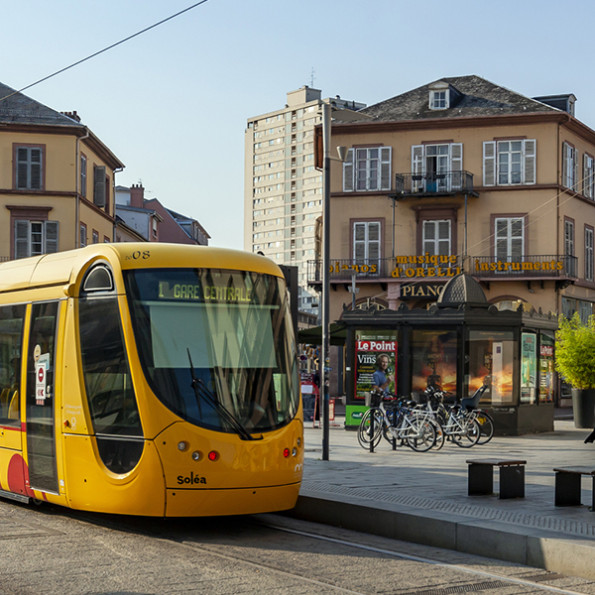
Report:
0,0,210,104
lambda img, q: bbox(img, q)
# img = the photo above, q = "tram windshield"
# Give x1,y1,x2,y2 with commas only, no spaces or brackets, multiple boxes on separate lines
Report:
124,268,300,434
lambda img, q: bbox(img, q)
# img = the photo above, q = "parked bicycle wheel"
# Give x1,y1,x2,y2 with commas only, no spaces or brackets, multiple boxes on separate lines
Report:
404,416,437,452
475,410,495,445
357,408,384,449
452,417,481,448
429,418,445,450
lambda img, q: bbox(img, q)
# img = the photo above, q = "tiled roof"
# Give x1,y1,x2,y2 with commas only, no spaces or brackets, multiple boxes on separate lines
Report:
361,75,559,121
0,82,82,127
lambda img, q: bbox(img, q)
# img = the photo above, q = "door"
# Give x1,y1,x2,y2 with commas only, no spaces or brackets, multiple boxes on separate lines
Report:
26,301,59,493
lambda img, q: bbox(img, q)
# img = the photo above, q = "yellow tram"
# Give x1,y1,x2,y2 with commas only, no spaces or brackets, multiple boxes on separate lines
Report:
0,243,303,516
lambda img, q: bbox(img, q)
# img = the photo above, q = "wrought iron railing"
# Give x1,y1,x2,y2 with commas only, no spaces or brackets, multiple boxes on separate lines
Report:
307,254,578,284
470,255,578,278
394,170,475,196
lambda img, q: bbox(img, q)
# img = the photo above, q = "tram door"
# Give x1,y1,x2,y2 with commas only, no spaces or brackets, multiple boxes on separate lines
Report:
26,302,59,493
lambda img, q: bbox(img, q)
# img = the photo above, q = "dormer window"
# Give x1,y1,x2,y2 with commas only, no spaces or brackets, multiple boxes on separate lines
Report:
430,90,448,110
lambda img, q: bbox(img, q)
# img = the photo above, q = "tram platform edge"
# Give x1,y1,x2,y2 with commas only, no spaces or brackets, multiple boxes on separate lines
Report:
285,417,595,582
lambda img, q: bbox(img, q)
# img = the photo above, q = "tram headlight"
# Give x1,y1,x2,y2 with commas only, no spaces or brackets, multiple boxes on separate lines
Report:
191,451,201,461
292,448,297,457
177,441,188,451
297,437,302,447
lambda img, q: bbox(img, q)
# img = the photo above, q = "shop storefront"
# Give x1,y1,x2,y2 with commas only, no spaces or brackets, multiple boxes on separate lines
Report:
342,274,557,435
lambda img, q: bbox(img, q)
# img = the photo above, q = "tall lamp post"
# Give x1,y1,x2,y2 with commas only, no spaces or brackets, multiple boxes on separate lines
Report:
321,103,348,461
321,102,332,461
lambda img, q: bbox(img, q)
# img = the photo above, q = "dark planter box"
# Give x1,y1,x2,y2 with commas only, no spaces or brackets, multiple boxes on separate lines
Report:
572,388,595,428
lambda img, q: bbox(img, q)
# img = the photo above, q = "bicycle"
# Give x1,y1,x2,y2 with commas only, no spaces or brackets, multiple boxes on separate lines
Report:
357,391,437,452
422,387,481,448
460,379,495,445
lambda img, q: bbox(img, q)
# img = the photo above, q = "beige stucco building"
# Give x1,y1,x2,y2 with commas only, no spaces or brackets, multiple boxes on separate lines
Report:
306,75,595,409
312,76,595,323
0,82,123,260
244,86,365,314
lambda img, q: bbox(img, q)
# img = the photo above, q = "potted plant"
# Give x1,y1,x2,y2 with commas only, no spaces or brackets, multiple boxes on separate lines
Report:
555,313,595,428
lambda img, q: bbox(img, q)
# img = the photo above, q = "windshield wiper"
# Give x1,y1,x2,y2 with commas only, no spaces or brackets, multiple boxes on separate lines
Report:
187,349,259,441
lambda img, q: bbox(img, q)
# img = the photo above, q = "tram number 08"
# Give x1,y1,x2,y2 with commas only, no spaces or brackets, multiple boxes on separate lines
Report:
126,250,151,261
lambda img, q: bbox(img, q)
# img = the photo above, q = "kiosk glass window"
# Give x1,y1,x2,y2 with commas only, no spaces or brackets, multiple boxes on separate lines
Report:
468,330,514,405
411,330,457,393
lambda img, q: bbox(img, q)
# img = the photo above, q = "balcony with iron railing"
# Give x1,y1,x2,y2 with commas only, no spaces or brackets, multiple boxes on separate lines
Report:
393,170,476,197
471,255,578,280
307,254,578,286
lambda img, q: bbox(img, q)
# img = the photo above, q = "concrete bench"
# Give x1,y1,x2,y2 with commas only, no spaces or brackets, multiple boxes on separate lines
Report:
466,458,526,499
553,467,595,509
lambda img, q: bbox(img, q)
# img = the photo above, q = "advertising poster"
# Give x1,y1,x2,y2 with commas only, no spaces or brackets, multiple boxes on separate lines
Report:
520,332,537,403
354,331,398,401
539,335,555,402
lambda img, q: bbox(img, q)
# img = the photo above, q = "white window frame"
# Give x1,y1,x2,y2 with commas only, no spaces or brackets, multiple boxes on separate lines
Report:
411,143,463,192
483,140,536,186
429,90,448,110
494,217,525,262
353,221,381,266
343,147,391,192
14,220,58,259
422,220,451,256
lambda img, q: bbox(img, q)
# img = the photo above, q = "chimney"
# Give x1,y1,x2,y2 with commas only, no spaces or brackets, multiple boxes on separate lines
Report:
130,183,144,208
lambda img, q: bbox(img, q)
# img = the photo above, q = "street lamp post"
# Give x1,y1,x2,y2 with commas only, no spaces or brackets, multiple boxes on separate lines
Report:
321,102,331,461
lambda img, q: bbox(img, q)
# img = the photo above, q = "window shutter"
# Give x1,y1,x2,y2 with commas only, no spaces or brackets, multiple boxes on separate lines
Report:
44,221,59,254
343,149,353,192
483,142,496,186
353,222,366,260
574,150,579,192
584,154,590,197
411,145,424,176
15,221,29,259
561,143,568,187
523,140,536,185
30,148,42,189
93,166,106,207
380,147,391,190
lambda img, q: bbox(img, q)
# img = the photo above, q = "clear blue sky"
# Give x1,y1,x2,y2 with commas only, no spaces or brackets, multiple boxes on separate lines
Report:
2,0,594,250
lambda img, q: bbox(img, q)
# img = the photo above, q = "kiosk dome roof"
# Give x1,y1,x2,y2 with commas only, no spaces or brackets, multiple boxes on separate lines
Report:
437,273,487,307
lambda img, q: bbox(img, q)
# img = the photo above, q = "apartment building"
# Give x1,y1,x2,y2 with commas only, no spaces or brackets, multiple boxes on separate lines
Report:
310,75,595,414
244,86,365,314
0,82,123,258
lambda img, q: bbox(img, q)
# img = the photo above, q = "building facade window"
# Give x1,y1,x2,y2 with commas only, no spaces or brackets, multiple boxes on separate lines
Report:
343,147,391,192
422,220,451,255
15,145,43,190
80,223,87,248
352,221,381,266
14,220,58,259
562,142,578,191
585,226,594,282
80,154,87,198
411,143,462,192
429,90,448,110
494,216,524,261
483,140,536,186
565,218,576,277
584,154,594,199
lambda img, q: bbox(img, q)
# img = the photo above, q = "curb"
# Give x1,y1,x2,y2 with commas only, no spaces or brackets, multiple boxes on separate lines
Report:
287,492,595,581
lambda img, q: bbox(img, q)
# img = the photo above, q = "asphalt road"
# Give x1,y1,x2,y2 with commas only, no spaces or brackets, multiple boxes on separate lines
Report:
1,500,595,594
